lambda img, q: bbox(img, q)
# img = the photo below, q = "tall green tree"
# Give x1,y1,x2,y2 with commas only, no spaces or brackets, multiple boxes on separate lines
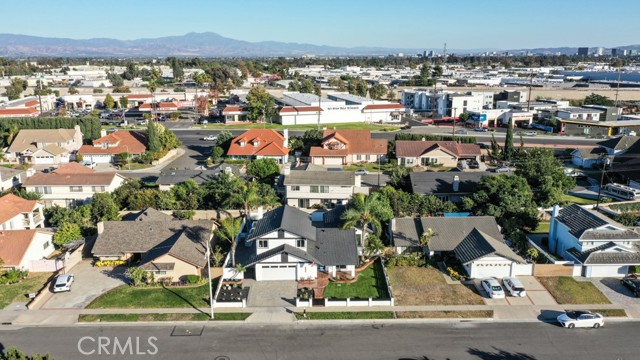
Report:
104,93,115,109
515,148,575,207
119,96,129,109
369,84,387,100
147,122,161,153
90,193,120,223
504,118,515,160
341,192,393,256
4,78,24,100
247,158,280,183
226,180,262,220
246,86,275,122
584,93,614,106
214,216,243,267
53,223,82,247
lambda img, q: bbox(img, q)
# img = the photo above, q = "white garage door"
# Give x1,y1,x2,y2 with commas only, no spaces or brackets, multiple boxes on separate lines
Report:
471,263,512,279
84,154,113,164
258,264,297,281
34,156,55,165
587,265,628,278
323,157,343,165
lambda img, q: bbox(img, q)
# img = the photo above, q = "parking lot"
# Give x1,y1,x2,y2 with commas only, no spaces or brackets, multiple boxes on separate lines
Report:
42,261,126,309
473,276,557,306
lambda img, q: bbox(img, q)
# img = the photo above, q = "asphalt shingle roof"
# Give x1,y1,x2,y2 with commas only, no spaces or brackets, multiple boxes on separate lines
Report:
237,244,318,267
248,205,317,241
567,242,640,265
410,172,497,195
283,170,356,186
597,135,639,152
391,216,504,251
312,227,358,266
454,228,524,264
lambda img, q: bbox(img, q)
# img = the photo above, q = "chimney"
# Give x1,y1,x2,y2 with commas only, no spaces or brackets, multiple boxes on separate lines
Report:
421,137,426,142
283,166,290,175
283,128,289,149
100,129,107,137
452,175,460,192
97,221,104,234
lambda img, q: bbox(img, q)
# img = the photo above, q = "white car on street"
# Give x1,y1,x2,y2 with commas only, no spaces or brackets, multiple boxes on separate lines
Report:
481,278,505,298
557,311,604,329
502,276,527,297
53,274,74,293
202,135,217,141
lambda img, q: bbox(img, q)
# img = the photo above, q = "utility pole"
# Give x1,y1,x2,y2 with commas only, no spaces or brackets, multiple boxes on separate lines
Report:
37,76,44,116
595,157,611,209
614,66,622,108
317,91,322,131
526,69,533,111
206,233,214,320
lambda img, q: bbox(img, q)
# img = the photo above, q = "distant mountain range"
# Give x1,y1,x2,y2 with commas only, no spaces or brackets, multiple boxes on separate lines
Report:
0,32,638,57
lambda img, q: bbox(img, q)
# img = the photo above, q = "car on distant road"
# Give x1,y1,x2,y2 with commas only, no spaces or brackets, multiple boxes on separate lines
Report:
481,278,505,298
523,131,538,136
620,276,640,297
557,311,604,329
202,135,217,141
502,277,526,297
473,127,488,132
53,274,74,293
455,129,468,135
494,165,513,173
198,118,209,124
354,169,369,176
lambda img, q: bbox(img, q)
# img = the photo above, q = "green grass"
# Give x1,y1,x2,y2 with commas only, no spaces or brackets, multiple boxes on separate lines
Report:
609,202,640,213
197,122,400,132
323,261,389,299
395,310,494,319
295,311,394,320
529,221,550,234
86,282,214,309
0,273,51,309
561,194,597,205
78,312,250,322
564,309,627,318
537,277,611,304
119,162,154,170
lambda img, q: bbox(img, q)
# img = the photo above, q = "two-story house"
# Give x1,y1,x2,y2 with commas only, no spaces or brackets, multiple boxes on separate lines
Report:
232,205,358,281
5,126,83,165
226,129,289,164
549,204,640,277
396,140,481,167
22,162,126,208
282,169,368,208
78,130,147,164
309,130,387,166
0,194,45,230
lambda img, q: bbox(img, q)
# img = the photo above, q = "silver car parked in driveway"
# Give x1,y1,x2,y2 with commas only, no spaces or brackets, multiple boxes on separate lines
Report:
502,276,526,297
53,274,74,292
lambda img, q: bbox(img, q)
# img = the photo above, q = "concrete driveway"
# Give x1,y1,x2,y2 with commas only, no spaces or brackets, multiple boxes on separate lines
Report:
473,276,557,306
42,261,127,309
591,277,640,307
244,279,297,307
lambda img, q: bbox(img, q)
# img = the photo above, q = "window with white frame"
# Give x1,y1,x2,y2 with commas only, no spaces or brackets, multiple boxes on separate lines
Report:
69,186,83,192
296,239,305,248
258,240,268,248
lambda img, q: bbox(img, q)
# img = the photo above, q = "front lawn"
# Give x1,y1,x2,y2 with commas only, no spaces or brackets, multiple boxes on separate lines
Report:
561,194,597,205
86,282,215,309
0,273,51,309
387,266,484,306
529,221,550,234
295,311,394,320
395,310,493,319
537,277,610,304
78,312,250,322
323,261,389,299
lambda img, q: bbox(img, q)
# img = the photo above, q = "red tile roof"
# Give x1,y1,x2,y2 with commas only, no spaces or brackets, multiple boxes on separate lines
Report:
395,141,482,158
0,229,52,266
0,108,39,116
53,162,95,174
23,171,122,186
139,102,178,110
279,106,323,114
362,103,405,111
310,130,387,156
0,194,38,225
25,100,39,107
227,129,288,157
222,105,247,115
127,94,154,99
79,131,147,156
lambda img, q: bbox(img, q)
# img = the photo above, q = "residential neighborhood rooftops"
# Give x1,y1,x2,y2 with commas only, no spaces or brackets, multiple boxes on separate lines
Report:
283,170,355,186
555,204,626,239
567,242,640,265
313,129,387,155
571,147,608,160
410,171,495,195
249,205,316,241
7,128,80,153
454,228,524,264
597,135,640,152
23,169,123,186
227,129,288,157
79,130,147,156
0,194,38,225
0,229,53,267
396,141,481,158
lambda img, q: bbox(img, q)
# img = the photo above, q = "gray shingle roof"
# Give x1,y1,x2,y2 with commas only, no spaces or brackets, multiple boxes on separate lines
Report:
410,172,497,195
283,170,355,186
0,167,23,182
391,216,503,251
123,208,174,222
572,147,607,160
248,205,317,241
454,228,524,264
92,215,213,268
237,244,318,267
555,204,623,239
567,242,640,265
156,165,241,186
320,205,346,227
597,135,639,151
139,262,175,271
312,227,358,266
581,229,640,241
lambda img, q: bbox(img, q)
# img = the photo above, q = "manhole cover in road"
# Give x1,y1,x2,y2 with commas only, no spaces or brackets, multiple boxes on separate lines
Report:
171,326,204,336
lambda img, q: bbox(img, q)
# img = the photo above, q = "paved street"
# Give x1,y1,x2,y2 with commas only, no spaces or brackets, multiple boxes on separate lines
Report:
1,322,637,360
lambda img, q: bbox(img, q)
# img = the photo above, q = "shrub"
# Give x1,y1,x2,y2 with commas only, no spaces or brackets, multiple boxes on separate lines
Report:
94,260,127,267
0,268,28,284
186,275,202,285
173,210,196,220
447,267,462,281
385,253,424,267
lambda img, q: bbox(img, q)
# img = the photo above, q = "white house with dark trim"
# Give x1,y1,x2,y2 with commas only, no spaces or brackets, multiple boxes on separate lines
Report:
230,205,358,281
548,204,640,277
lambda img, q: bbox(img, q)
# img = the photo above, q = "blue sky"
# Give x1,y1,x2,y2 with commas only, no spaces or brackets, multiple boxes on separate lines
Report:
2,0,639,50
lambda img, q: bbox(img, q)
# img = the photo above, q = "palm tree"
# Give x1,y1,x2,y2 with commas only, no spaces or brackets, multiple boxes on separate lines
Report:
341,193,393,257
419,227,437,255
226,181,261,221
233,263,247,280
214,216,243,267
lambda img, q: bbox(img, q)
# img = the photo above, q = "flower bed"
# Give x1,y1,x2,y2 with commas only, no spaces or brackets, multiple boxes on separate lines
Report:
216,283,249,302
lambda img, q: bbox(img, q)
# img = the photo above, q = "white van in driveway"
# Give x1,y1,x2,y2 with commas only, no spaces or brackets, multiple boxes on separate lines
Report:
502,276,526,297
